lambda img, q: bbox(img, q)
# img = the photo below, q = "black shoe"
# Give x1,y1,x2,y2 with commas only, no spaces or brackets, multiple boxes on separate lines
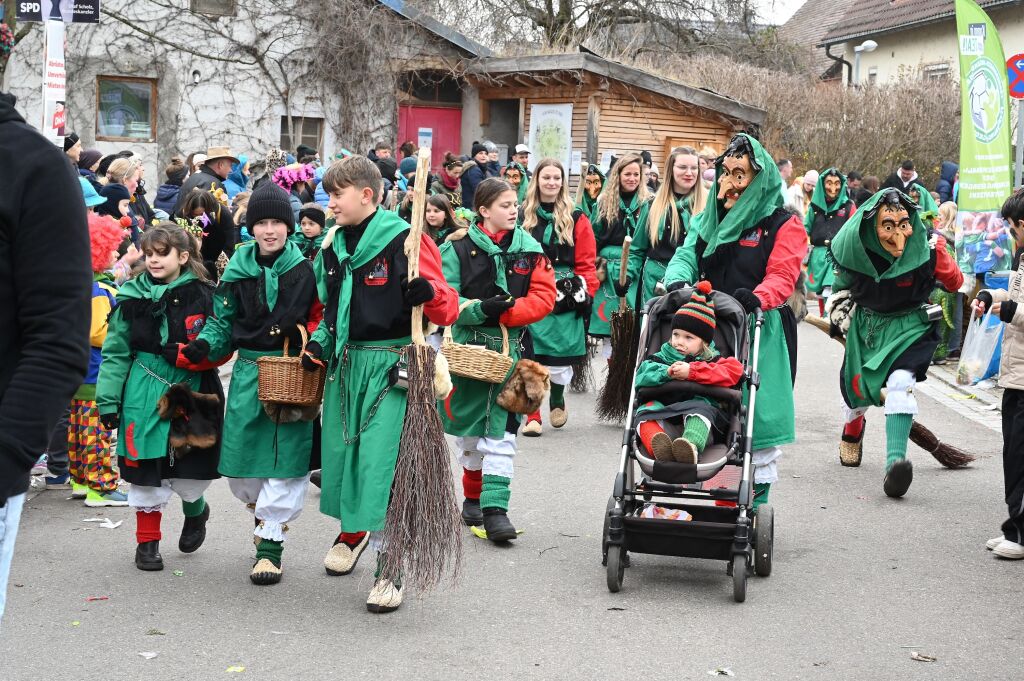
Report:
179,503,210,553
135,540,164,571
482,508,517,542
883,459,914,498
310,470,322,488
462,499,484,527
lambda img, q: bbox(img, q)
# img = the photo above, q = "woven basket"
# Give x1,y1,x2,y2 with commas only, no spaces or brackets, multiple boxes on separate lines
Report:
441,300,515,384
257,324,326,407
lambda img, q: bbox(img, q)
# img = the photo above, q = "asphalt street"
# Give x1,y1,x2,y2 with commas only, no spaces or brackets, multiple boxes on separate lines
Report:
1,323,1018,680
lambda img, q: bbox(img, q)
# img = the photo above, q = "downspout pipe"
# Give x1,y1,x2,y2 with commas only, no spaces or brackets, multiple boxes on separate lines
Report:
824,42,853,85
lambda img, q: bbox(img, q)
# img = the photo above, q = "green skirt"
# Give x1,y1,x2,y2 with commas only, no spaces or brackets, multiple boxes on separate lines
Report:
319,338,408,531
806,246,835,294
590,245,641,337
746,309,796,450
219,348,314,478
441,325,523,438
842,307,931,409
531,266,586,361
118,351,199,462
639,258,667,308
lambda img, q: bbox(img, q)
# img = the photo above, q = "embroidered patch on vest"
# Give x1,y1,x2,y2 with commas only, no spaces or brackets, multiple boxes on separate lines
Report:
364,258,389,286
512,257,531,275
739,229,763,247
184,314,206,341
896,276,913,288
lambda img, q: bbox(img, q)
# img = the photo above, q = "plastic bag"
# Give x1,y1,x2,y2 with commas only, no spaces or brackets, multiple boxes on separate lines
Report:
957,310,1002,385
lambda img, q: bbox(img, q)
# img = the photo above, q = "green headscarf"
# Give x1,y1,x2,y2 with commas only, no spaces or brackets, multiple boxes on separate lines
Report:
505,161,529,203
695,134,784,257
908,182,939,222
829,189,930,282
220,240,306,310
575,164,605,222
117,269,197,302
804,167,849,228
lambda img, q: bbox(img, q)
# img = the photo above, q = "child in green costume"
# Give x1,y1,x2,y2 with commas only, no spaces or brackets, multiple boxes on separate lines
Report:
440,177,556,543
290,202,326,260
804,168,856,316
575,163,605,226
184,181,323,586
634,282,743,463
521,158,599,436
97,223,227,572
303,155,459,614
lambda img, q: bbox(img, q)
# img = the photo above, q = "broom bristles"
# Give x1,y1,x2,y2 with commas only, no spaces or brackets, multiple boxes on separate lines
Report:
380,344,462,590
596,309,639,421
569,337,598,393
910,420,975,469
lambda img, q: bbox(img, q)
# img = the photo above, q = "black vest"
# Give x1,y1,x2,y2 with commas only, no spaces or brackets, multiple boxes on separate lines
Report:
846,244,938,314
530,209,583,269
809,200,855,247
649,208,686,264
116,278,216,353
450,232,538,302
695,208,795,297
221,260,318,351
594,197,643,251
320,230,413,342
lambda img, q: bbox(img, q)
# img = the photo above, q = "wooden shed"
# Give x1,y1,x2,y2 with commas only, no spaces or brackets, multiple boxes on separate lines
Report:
464,51,765,180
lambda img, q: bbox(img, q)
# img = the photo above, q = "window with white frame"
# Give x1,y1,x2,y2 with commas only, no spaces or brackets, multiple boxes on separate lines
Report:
280,116,324,157
923,62,951,81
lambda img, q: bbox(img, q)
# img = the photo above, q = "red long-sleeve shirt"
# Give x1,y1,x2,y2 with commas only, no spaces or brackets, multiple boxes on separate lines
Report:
933,234,964,292
573,214,600,296
687,355,744,387
416,232,460,327
753,214,805,310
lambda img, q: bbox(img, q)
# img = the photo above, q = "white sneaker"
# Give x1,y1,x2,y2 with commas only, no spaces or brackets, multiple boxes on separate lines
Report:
992,539,1024,559
366,578,403,613
986,535,1005,551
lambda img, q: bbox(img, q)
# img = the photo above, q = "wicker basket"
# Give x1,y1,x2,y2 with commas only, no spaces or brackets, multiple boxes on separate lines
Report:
257,324,326,407
441,300,515,384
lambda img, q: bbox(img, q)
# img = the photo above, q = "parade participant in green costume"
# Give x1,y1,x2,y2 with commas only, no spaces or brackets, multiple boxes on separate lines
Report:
664,134,805,510
98,224,226,572
908,183,939,223
301,155,458,614
576,163,605,225
504,160,529,204
628,146,708,306
520,158,599,436
290,203,326,260
805,168,856,316
422,194,467,245
184,181,322,586
827,189,963,497
440,178,556,542
590,154,650,356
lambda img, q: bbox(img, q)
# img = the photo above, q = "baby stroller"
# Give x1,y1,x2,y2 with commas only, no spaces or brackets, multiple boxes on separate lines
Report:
601,287,773,602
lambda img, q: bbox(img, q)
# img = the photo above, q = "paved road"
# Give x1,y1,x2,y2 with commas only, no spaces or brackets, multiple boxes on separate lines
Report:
2,325,1019,680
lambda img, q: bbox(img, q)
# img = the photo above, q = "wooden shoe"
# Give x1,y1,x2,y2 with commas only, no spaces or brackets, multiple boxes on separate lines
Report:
250,558,282,585
522,419,542,437
649,432,674,461
840,418,866,467
550,406,568,428
366,578,403,613
672,438,698,464
324,533,369,576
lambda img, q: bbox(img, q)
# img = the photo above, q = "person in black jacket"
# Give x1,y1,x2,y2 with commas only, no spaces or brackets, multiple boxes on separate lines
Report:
175,188,235,279
0,91,91,623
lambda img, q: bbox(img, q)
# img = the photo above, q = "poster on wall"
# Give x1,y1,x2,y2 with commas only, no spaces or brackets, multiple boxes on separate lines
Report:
417,127,432,149
17,0,100,23
527,104,572,173
41,20,67,146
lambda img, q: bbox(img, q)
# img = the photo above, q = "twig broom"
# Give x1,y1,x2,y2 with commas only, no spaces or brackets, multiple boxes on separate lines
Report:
381,148,462,590
803,314,975,469
597,236,639,421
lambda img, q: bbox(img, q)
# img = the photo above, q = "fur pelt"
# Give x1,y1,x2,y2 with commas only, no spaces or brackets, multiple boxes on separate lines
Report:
444,227,468,242
433,349,453,399
261,402,321,423
554,275,588,314
496,359,550,414
157,383,222,458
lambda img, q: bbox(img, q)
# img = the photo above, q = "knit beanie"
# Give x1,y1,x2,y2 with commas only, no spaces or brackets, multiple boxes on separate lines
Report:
64,132,80,152
399,156,417,177
672,280,717,344
246,181,294,228
298,205,326,230
97,182,131,219
471,142,487,157
377,157,398,182
78,149,102,171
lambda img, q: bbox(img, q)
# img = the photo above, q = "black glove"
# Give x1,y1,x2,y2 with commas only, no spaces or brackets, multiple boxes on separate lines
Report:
665,280,688,293
480,295,515,318
100,413,119,430
161,342,181,367
402,276,434,307
733,288,762,314
976,290,994,314
301,341,323,372
182,339,210,364
1000,300,1018,323
613,278,630,297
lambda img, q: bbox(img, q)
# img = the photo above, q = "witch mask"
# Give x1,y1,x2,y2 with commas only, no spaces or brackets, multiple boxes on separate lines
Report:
718,153,755,210
584,172,603,199
875,196,913,258
824,174,842,202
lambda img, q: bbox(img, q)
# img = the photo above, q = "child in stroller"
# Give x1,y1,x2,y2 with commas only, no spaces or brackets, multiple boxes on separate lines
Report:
634,281,743,465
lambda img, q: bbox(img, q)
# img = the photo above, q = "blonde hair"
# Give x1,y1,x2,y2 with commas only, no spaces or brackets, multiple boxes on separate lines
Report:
598,153,650,225
521,158,574,245
937,201,957,239
647,146,707,246
105,157,142,185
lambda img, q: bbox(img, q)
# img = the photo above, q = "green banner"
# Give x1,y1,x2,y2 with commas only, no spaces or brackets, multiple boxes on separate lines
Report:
955,0,1014,275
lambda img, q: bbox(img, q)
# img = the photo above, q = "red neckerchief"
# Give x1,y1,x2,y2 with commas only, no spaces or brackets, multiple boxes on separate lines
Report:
440,167,460,190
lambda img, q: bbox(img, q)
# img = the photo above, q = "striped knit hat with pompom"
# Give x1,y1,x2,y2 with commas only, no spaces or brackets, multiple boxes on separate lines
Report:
672,280,717,343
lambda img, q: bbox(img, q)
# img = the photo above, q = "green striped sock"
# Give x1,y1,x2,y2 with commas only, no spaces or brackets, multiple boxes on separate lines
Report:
753,482,770,511
480,474,511,511
550,383,565,409
181,497,206,518
682,415,711,452
885,413,913,470
255,538,283,566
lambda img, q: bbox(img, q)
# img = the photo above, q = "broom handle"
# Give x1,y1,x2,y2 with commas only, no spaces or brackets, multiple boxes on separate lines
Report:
618,236,632,313
804,314,843,345
406,147,432,346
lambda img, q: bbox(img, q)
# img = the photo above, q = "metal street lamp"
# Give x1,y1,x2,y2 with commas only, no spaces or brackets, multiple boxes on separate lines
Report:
853,39,879,86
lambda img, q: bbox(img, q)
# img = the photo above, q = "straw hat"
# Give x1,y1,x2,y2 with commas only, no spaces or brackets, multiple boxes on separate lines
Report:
205,146,239,165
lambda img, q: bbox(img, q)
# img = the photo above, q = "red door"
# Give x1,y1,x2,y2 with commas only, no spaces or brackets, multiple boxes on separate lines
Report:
398,105,462,171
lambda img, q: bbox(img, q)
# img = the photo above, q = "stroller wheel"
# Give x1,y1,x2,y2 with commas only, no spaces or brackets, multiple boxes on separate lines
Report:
753,504,774,577
732,554,748,603
601,496,614,566
606,545,625,592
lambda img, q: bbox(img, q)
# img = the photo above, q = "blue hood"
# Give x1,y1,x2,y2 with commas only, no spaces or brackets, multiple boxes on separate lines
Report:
227,154,249,188
939,161,958,184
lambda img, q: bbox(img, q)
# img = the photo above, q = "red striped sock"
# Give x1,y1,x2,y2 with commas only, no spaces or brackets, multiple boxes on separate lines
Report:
463,467,482,500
